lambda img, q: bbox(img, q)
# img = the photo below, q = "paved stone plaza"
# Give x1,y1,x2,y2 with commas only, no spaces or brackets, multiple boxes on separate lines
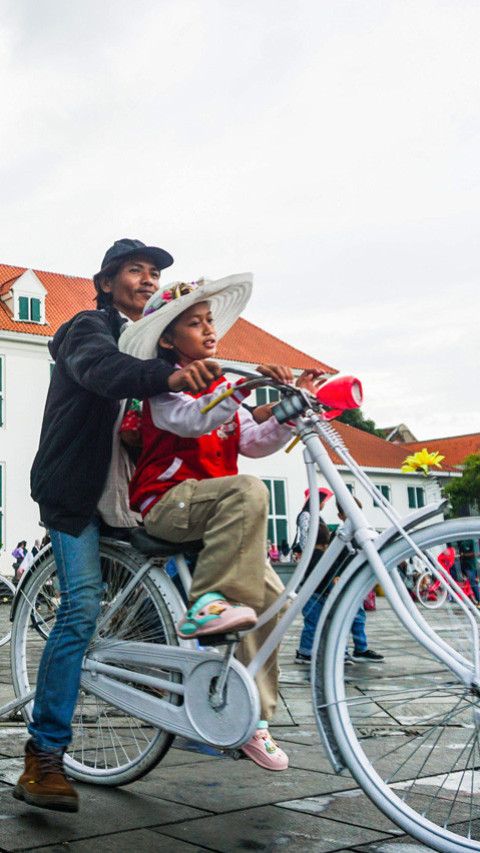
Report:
0,599,453,852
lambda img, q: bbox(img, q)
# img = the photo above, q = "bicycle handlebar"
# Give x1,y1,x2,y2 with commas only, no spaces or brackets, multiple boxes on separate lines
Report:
200,367,307,416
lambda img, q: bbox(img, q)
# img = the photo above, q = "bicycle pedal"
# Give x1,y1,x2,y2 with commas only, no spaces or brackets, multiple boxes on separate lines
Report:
223,748,246,761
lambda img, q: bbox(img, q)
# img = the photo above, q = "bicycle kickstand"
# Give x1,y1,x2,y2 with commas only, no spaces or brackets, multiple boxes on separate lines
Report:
0,690,36,721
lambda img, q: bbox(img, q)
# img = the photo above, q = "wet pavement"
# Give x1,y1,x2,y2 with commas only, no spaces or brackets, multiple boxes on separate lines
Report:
0,599,448,852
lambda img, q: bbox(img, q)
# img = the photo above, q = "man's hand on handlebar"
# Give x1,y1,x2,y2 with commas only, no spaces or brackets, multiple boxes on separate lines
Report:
167,360,223,393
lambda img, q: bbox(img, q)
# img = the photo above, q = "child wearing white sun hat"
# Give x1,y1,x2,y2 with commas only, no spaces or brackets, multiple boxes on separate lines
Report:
120,274,324,770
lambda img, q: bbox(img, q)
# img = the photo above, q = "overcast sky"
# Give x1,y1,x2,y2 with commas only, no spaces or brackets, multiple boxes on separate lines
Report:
1,0,479,440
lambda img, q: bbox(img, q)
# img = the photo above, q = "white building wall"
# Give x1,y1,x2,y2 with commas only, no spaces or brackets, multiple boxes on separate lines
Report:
0,333,51,576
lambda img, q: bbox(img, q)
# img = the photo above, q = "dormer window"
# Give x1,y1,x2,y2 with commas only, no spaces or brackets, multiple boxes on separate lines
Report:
0,269,47,325
19,296,42,322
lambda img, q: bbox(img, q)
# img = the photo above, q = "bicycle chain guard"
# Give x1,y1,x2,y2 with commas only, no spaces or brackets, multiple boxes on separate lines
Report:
82,644,260,750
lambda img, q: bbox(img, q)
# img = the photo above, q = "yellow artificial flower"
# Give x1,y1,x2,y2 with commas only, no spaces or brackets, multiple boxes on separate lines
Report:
401,448,445,476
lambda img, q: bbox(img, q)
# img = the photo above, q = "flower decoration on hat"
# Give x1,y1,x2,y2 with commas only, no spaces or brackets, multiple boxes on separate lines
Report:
401,449,445,476
143,281,199,316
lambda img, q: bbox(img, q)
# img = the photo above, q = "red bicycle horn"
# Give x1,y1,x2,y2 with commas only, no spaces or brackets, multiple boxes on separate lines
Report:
315,375,363,421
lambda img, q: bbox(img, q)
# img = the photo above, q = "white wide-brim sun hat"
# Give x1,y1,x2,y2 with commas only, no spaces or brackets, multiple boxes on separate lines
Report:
119,273,253,360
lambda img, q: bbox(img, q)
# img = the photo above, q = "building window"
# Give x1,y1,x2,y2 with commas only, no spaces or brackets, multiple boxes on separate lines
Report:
18,296,42,323
262,478,288,547
345,483,355,494
256,387,280,406
0,357,3,427
408,486,425,509
373,484,391,506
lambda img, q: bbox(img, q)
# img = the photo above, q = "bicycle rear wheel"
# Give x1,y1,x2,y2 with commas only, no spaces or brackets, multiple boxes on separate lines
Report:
314,517,480,853
11,541,180,786
0,575,15,646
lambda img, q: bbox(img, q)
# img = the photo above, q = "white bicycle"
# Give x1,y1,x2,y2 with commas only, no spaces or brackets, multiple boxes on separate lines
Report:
5,369,480,853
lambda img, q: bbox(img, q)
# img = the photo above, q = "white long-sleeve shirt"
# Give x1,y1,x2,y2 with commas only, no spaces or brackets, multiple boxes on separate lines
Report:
148,379,292,457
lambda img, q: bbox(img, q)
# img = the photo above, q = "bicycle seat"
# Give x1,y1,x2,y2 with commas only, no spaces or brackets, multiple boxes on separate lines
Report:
130,527,203,557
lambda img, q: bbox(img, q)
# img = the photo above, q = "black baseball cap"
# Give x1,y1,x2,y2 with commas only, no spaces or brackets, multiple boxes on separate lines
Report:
99,238,174,274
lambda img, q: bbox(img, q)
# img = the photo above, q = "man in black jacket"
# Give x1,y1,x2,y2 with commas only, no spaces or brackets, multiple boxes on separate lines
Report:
14,239,221,813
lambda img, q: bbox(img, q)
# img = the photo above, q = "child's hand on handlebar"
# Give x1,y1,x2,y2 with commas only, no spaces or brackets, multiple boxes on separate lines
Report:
251,403,275,424
295,368,327,396
255,364,295,385
168,360,223,393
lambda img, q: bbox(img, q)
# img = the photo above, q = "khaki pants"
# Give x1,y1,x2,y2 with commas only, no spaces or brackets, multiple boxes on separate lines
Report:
144,475,285,720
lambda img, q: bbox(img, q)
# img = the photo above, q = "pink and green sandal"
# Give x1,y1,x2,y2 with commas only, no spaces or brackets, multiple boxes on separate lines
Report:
176,593,258,639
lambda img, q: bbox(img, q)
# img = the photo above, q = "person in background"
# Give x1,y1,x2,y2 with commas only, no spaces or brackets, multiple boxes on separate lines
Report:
11,541,27,585
458,539,480,606
268,543,280,562
336,502,385,663
295,496,385,665
294,488,334,664
17,540,42,582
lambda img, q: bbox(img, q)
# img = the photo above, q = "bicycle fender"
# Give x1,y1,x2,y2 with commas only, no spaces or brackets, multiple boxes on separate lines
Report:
143,563,190,627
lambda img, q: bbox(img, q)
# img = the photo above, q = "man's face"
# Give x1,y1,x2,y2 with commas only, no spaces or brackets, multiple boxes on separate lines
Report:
100,254,161,321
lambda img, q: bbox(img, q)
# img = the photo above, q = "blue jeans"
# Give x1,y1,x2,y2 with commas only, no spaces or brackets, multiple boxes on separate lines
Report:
299,594,367,656
29,520,103,751
350,604,367,653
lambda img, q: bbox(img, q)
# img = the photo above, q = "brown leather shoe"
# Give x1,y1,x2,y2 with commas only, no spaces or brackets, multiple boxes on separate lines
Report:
13,739,79,812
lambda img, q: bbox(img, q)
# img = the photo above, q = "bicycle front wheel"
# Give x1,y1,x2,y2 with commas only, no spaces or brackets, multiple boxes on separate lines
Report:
0,575,15,646
315,517,480,853
11,541,180,786
415,571,448,609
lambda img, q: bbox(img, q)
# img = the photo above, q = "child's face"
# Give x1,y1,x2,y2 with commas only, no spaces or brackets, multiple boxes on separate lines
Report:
161,301,217,365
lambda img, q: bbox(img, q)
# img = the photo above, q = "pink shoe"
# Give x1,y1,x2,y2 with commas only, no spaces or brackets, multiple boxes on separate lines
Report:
176,592,257,639
241,724,289,771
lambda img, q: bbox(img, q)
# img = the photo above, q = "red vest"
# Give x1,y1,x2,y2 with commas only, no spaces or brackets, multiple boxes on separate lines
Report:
129,377,241,516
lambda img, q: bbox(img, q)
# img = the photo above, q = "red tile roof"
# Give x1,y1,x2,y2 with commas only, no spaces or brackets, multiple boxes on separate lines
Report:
0,264,95,337
324,421,458,472
0,263,337,372
404,435,480,468
217,317,336,372
0,275,21,297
